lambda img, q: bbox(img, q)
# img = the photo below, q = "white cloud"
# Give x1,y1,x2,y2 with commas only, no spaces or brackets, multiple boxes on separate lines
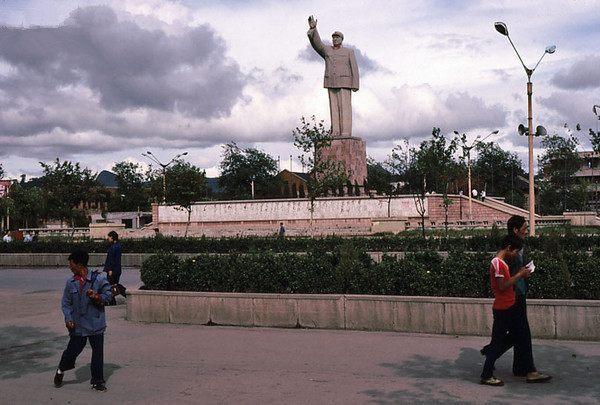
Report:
1,0,599,178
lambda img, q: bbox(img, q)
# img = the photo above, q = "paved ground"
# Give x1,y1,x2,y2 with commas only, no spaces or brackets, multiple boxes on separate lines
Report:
1,267,599,404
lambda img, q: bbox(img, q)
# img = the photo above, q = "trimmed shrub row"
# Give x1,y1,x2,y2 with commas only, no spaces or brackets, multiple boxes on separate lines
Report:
2,231,600,254
140,247,600,300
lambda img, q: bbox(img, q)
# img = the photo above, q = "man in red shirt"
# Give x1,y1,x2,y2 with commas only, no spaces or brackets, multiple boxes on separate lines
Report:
480,235,550,386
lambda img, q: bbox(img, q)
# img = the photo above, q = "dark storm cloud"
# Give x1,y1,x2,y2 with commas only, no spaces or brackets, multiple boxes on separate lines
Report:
539,90,599,147
298,43,390,75
551,55,600,90
0,5,246,124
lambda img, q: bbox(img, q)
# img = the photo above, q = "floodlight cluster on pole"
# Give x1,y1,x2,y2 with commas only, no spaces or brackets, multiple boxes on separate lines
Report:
142,150,189,203
494,22,556,236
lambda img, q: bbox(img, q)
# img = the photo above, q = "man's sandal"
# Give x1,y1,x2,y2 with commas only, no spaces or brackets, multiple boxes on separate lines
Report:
480,376,504,386
526,372,552,383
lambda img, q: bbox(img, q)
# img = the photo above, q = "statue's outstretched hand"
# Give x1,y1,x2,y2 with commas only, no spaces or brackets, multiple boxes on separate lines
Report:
308,15,317,29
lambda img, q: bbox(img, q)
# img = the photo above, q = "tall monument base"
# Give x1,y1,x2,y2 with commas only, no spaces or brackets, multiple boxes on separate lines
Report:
319,136,368,192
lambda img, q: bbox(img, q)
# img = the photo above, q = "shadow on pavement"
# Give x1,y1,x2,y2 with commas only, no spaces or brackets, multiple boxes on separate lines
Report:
62,363,121,385
0,325,66,380
363,344,600,404
0,325,122,384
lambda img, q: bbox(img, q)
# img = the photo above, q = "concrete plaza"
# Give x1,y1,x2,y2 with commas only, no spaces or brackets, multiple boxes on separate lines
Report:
1,268,599,404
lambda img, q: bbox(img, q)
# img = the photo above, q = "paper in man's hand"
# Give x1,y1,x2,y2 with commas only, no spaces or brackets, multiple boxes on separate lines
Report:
526,260,535,273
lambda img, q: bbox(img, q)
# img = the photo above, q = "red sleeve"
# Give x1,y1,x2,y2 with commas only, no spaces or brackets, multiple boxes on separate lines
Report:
491,258,504,278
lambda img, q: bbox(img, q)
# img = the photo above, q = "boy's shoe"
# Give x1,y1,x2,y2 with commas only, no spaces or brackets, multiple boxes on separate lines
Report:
526,372,552,383
480,376,504,386
91,383,107,391
53,370,64,388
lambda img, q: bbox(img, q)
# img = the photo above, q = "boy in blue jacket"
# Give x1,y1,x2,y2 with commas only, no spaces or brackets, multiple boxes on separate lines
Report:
54,249,113,391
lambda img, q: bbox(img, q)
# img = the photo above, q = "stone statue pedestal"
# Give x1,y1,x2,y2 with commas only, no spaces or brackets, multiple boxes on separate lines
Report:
319,136,368,193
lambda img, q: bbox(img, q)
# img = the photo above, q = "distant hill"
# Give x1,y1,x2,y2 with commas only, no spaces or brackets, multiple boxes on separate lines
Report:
97,170,118,188
98,170,220,193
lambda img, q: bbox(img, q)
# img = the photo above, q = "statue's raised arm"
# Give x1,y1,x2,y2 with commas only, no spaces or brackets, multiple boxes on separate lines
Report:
308,15,317,29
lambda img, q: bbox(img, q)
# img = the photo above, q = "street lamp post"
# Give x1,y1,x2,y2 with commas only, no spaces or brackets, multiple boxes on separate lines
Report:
592,105,600,212
142,151,189,203
456,130,499,220
494,22,555,236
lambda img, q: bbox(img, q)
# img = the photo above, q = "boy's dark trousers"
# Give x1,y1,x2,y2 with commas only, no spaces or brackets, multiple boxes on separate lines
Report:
107,272,121,306
58,333,104,384
482,295,535,375
481,305,535,379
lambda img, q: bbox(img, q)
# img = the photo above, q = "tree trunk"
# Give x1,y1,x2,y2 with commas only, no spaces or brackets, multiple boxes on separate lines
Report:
309,199,315,237
184,208,191,237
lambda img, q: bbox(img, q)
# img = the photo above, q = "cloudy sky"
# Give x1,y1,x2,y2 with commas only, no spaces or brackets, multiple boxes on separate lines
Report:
0,0,599,179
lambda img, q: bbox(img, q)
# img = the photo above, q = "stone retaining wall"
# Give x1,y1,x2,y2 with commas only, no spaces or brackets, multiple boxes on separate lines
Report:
127,290,600,341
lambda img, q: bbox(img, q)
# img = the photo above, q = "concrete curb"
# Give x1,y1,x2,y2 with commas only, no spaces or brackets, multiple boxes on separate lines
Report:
126,290,600,341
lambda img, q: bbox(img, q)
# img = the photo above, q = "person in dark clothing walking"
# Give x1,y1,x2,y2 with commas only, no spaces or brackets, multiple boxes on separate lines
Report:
104,231,122,305
54,249,112,391
480,235,553,385
481,217,551,384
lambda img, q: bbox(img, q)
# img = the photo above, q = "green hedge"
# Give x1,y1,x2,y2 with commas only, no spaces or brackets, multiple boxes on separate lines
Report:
2,231,600,254
140,247,600,300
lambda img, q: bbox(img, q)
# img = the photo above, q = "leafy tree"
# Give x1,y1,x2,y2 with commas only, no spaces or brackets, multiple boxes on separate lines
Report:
0,195,13,230
39,159,106,227
538,134,587,214
388,129,461,231
413,175,427,238
149,161,207,237
590,128,600,153
6,184,46,228
109,161,149,212
293,116,348,227
218,142,279,200
472,142,526,207
398,128,462,194
0,163,4,179
367,157,395,196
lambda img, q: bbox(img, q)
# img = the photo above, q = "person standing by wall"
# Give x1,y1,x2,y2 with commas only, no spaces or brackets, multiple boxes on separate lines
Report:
278,222,286,238
104,231,122,305
54,249,112,391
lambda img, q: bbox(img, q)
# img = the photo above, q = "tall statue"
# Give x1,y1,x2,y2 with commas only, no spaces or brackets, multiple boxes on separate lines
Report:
307,15,359,137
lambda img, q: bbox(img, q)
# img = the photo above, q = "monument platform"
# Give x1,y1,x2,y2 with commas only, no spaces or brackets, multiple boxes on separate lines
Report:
319,136,367,187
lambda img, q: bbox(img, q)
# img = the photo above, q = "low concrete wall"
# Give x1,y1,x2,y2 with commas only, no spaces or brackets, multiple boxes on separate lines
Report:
89,223,126,240
127,290,600,341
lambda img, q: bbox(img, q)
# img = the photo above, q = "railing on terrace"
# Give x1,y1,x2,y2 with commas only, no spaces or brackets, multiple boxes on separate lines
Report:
405,217,570,230
19,227,90,239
